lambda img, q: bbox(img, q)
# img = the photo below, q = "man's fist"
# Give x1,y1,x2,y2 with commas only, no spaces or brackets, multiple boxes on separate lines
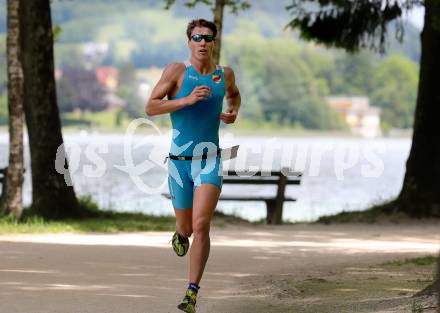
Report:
186,85,211,105
220,107,238,124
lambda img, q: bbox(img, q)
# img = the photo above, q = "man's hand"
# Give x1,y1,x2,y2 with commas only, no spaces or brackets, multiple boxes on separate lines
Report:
220,106,238,124
186,85,211,105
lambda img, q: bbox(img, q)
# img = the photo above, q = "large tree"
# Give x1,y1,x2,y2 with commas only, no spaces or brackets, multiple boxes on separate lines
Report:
286,0,439,218
1,0,24,219
19,0,85,219
165,0,250,64
286,0,440,298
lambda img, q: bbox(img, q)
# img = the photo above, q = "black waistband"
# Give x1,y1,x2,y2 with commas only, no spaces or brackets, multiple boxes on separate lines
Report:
168,149,221,161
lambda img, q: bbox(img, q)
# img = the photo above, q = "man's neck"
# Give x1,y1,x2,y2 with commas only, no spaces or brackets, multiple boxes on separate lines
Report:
189,57,215,75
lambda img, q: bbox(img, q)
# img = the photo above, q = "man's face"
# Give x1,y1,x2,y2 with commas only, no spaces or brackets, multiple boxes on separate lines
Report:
188,26,215,61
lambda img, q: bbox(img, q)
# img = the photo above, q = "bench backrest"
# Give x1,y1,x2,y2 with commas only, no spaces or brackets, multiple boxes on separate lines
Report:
222,168,302,185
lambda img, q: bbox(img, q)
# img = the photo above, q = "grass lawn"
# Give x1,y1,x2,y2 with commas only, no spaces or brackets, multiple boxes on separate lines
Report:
0,196,253,234
0,211,177,234
0,196,176,234
0,210,254,234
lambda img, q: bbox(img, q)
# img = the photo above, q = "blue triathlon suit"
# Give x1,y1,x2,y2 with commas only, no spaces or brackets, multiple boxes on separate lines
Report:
167,60,225,209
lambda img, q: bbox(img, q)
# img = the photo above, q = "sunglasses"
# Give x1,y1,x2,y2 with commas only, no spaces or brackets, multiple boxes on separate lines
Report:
191,34,215,43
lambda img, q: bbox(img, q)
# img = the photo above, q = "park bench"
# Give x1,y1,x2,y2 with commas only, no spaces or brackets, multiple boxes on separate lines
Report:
220,169,302,224
0,167,25,197
0,167,7,194
0,167,6,182
162,168,302,225
0,167,7,206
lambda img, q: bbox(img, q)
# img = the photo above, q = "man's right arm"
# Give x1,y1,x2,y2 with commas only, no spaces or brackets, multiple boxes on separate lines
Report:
145,63,211,116
145,63,187,116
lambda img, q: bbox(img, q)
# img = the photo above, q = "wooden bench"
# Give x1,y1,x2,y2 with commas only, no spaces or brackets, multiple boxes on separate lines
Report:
0,167,7,194
162,168,302,225
220,169,302,224
0,167,7,183
0,167,7,207
0,166,25,195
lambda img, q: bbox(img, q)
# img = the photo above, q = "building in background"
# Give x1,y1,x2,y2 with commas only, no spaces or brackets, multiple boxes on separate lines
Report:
95,66,119,92
326,96,381,137
82,42,109,68
55,66,125,113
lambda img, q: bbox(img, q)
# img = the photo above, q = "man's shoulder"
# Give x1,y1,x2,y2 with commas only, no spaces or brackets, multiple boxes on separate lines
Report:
222,66,236,86
163,62,186,80
166,62,186,70
222,66,235,78
165,62,186,73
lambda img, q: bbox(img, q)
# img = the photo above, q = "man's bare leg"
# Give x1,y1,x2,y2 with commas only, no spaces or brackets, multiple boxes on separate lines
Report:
175,208,193,238
189,183,220,284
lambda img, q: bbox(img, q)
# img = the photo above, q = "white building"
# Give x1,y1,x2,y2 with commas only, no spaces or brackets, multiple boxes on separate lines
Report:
326,96,381,138
82,42,109,68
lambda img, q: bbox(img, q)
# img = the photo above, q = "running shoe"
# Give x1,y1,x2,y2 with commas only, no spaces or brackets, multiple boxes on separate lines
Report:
172,231,189,257
177,288,197,313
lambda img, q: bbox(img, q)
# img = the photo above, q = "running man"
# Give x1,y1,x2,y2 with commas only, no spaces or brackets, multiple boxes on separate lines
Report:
145,19,241,313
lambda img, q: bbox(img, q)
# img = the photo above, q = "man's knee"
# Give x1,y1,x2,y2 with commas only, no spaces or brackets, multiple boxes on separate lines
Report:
193,219,210,236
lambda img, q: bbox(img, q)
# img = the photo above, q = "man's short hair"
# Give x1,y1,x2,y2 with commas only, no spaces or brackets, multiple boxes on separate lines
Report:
186,19,217,40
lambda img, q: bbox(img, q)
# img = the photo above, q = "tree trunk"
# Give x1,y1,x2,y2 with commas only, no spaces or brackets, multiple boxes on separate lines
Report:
437,254,440,306
19,0,83,219
396,0,440,217
1,0,24,219
212,0,225,65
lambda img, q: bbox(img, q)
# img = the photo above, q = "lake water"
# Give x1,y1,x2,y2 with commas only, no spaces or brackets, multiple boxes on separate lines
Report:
0,131,411,222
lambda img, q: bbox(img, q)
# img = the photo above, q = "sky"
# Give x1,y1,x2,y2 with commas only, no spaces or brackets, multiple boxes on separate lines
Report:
406,6,424,29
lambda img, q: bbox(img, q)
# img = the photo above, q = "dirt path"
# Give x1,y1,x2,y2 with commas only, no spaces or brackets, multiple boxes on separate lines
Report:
0,223,439,313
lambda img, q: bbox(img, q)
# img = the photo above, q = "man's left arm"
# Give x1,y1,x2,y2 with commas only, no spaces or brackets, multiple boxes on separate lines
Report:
220,67,241,124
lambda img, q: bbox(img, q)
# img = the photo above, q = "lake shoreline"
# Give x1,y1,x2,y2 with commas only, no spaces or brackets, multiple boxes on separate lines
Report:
0,132,413,223
0,127,413,139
